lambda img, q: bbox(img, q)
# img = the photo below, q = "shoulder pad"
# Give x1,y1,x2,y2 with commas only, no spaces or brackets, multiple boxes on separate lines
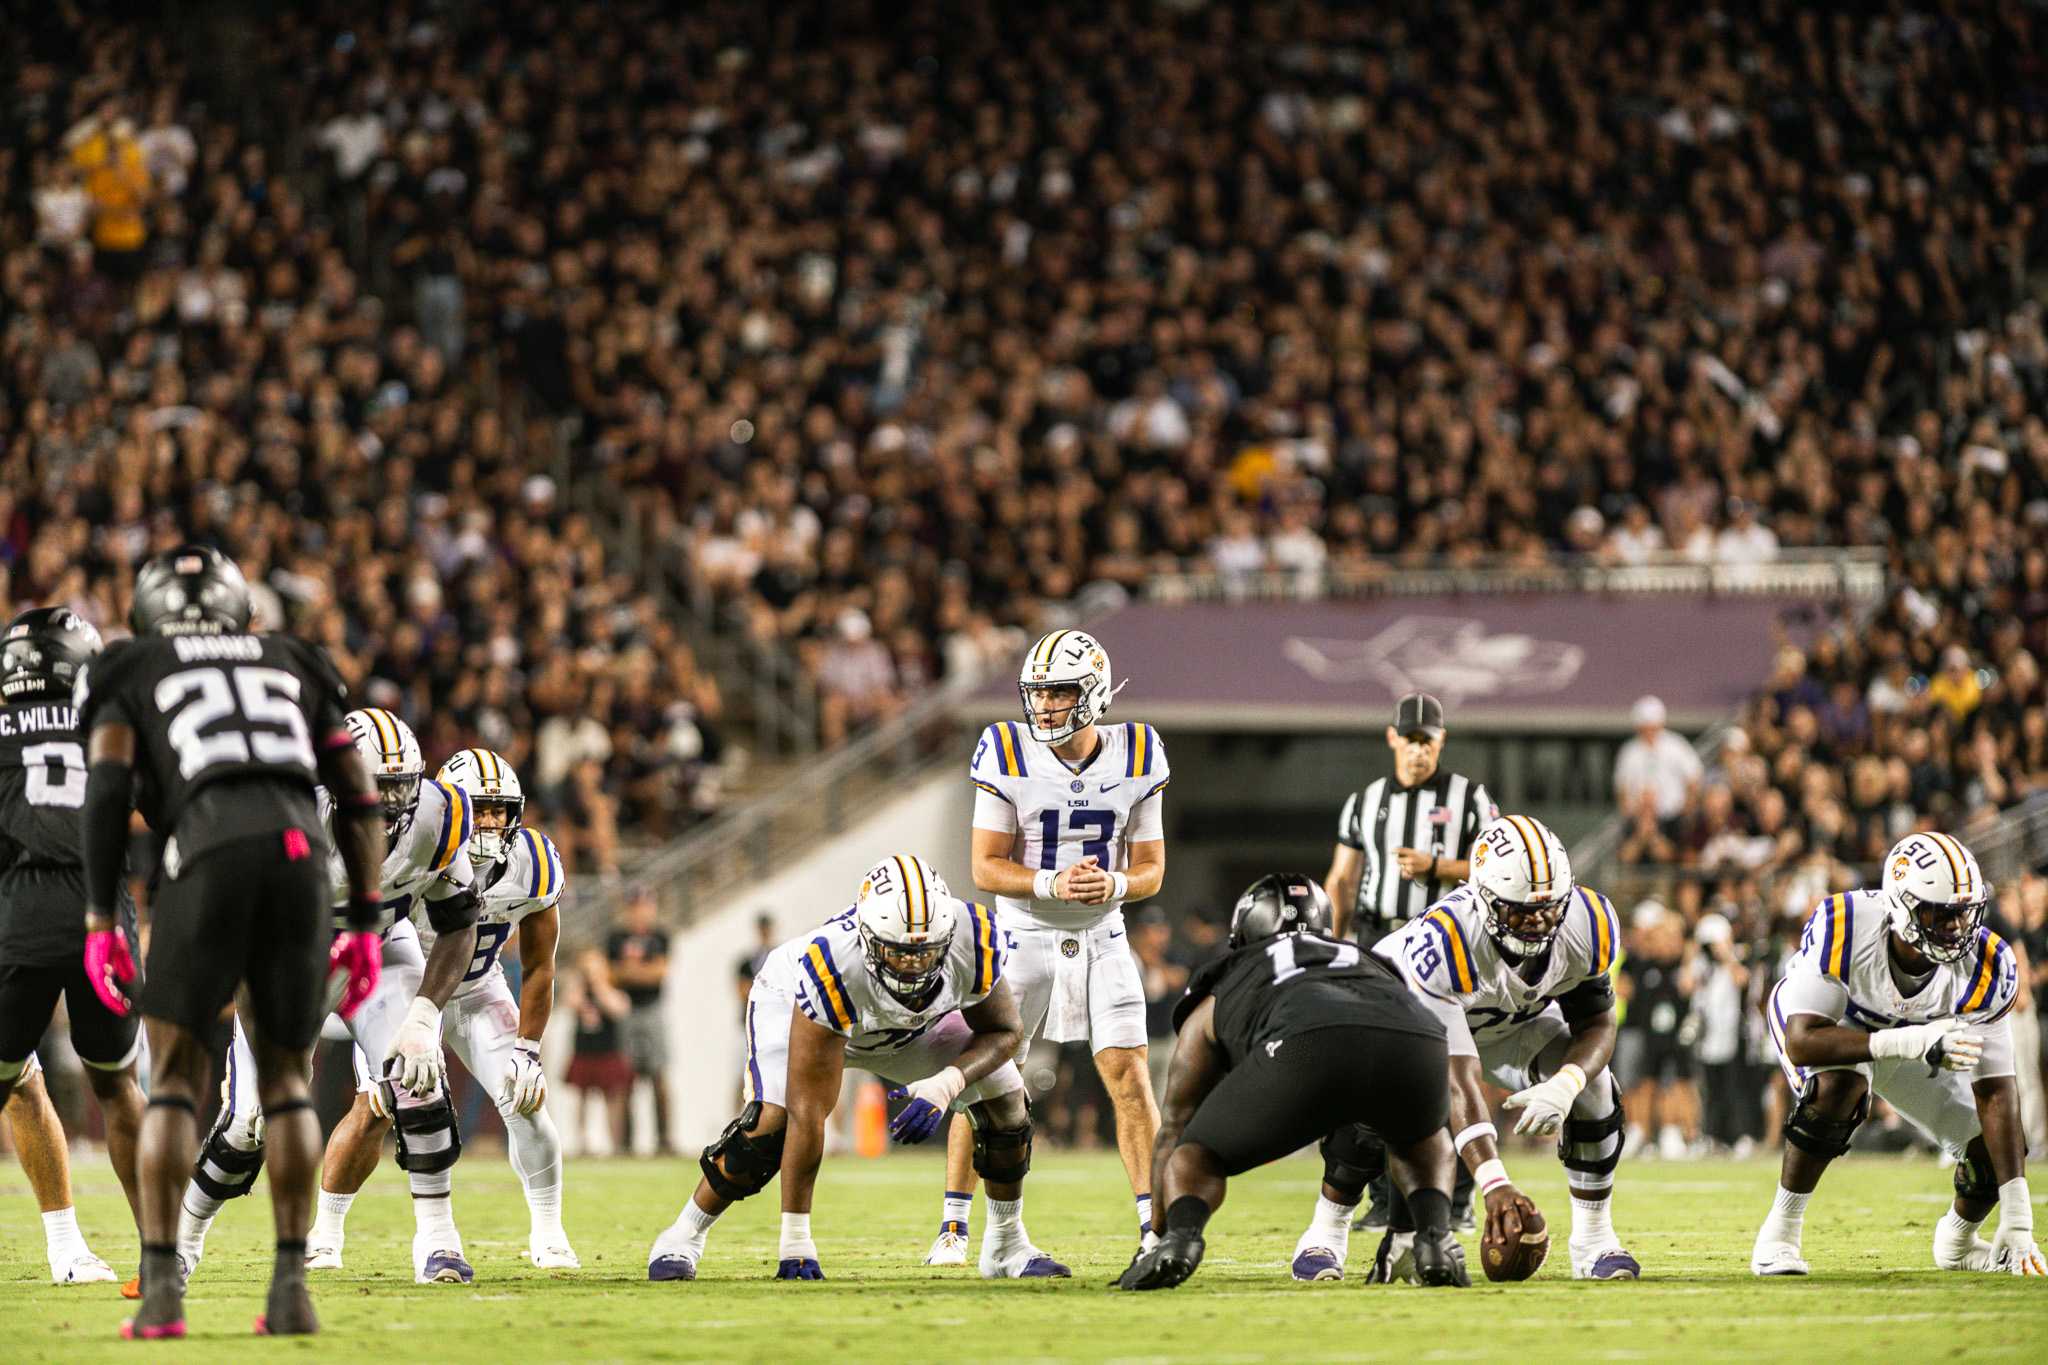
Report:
794,932,860,1033
1172,949,1233,1034
1123,722,1169,795
1570,885,1621,976
1802,893,1859,980
1409,900,1480,995
72,637,139,722
1956,929,2020,1024
280,635,349,701
974,721,1030,780
515,827,565,905
961,901,1003,997
423,778,473,874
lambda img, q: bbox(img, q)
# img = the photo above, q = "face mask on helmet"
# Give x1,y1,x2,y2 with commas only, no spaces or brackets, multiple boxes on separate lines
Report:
1890,887,1986,964
1020,683,1088,743
860,929,949,1005
1480,885,1569,960
376,773,420,834
469,796,524,864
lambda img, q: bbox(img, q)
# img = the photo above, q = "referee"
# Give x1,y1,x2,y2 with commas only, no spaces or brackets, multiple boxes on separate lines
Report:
1325,692,1493,1238
1328,693,1493,945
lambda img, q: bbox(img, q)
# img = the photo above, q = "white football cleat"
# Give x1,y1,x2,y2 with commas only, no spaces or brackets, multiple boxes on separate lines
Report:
304,1241,344,1271
1750,1240,1809,1276
528,1236,581,1270
51,1249,118,1285
923,1230,969,1266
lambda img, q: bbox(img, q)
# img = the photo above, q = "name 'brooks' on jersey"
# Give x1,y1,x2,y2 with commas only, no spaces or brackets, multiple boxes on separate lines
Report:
756,896,1005,1053
971,719,1169,930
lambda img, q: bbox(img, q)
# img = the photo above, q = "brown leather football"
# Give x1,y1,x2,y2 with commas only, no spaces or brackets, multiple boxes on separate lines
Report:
1481,1202,1549,1282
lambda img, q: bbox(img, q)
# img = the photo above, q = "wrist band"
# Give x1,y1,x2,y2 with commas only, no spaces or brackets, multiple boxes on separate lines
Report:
1556,1062,1588,1095
1453,1122,1497,1154
1034,869,1059,900
2001,1177,2035,1231
1473,1157,1511,1194
1110,872,1129,900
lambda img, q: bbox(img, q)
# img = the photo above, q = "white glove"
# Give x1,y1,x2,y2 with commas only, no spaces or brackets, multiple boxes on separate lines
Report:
1994,1178,2047,1276
386,997,446,1097
1868,1017,1983,1073
1501,1063,1586,1137
365,1078,393,1121
901,1065,968,1113
504,1038,548,1116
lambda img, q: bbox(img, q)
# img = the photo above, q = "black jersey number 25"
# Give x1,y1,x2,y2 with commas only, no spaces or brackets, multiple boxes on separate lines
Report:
154,666,316,779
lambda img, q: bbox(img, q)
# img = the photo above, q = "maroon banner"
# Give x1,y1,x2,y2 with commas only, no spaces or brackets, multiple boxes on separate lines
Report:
967,596,1812,731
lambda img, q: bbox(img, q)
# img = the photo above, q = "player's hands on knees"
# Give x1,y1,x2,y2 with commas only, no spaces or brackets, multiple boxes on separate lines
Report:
1058,856,1110,905
387,997,446,1096
504,1039,548,1116
1502,1063,1586,1137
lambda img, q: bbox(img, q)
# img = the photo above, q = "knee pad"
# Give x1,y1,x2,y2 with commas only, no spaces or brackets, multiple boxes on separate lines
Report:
699,1101,783,1202
972,1119,1033,1184
1559,1071,1626,1178
1783,1083,1870,1160
191,1121,266,1202
1318,1123,1385,1200
1954,1141,1998,1205
393,1088,464,1175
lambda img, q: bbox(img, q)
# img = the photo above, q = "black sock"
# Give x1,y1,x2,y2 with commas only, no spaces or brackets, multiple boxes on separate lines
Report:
1165,1195,1211,1236
140,1244,182,1310
274,1238,307,1278
1406,1188,1450,1237
1388,1181,1416,1233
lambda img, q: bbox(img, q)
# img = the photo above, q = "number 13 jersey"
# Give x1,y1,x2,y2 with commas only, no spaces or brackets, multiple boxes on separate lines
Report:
970,720,1170,931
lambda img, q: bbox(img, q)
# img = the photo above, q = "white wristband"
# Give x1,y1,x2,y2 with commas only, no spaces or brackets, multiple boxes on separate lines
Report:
1473,1158,1511,1195
1453,1122,1497,1154
1555,1062,1588,1097
1034,869,1059,900
1110,872,1129,901
2000,1177,2034,1232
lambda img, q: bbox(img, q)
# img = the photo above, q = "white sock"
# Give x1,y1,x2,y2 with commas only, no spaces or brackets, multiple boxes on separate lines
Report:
526,1178,564,1237
940,1191,972,1236
1761,1186,1810,1243
42,1208,85,1255
182,1179,226,1224
508,1109,566,1232
986,1196,1024,1243
312,1190,355,1243
667,1200,721,1255
413,1193,459,1244
1570,1194,1615,1247
1934,1208,1984,1255
1308,1194,1356,1246
1135,1194,1154,1237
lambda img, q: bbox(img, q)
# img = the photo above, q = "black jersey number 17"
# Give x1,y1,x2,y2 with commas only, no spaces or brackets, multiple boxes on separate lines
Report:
1267,935,1359,985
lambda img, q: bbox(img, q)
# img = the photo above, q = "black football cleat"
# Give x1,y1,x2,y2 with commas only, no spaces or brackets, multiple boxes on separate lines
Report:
1413,1228,1470,1287
1113,1229,1205,1291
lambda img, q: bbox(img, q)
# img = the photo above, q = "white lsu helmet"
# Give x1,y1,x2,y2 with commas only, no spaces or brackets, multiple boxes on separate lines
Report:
344,707,424,833
855,854,959,1005
1018,628,1123,745
1881,831,1988,964
437,747,525,866
1470,814,1574,958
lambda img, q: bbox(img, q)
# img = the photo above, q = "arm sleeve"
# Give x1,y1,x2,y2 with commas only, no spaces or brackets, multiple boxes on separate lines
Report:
1774,965,1849,1024
421,879,481,934
1126,791,1164,842
1555,971,1618,1025
1973,1016,2016,1080
972,787,1019,835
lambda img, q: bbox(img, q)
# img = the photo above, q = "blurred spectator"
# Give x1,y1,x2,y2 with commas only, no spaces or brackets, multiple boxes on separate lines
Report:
734,913,777,1020
606,888,673,1155
815,609,895,746
1616,901,1701,1160
1615,696,1704,864
561,947,633,1158
1691,911,1760,1155
1132,905,1188,1101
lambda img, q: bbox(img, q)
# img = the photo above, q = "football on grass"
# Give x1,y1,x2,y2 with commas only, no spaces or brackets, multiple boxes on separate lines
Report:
1481,1202,1549,1281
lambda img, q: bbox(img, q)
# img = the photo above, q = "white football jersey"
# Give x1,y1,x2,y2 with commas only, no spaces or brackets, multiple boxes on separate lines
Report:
1377,881,1621,1051
320,774,474,935
757,898,1006,1054
970,719,1169,930
1775,888,2019,1032
419,826,565,999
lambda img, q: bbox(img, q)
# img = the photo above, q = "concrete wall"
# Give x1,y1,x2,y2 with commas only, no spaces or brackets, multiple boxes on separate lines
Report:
651,767,976,1145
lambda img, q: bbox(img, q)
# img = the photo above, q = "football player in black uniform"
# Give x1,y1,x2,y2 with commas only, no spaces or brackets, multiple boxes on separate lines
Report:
0,608,146,1272
1115,874,1465,1291
73,546,393,1340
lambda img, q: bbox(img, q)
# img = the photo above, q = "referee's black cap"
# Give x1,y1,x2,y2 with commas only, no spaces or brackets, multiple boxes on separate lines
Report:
1393,692,1445,739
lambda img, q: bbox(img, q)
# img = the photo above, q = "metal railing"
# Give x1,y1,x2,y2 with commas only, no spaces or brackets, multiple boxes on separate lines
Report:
1147,548,1887,606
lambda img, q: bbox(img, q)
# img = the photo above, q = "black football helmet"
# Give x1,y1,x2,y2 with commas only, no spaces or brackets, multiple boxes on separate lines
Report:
130,544,253,637
0,606,104,703
1227,873,1334,948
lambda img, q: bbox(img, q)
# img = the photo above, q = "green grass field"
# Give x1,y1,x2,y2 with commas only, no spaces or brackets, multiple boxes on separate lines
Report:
4,1147,2043,1362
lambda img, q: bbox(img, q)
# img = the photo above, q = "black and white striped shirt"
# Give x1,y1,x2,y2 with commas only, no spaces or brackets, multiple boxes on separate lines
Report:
1337,769,1495,936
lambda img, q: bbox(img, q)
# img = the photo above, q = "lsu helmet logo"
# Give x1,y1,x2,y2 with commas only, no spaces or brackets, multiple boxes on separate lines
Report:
1892,854,1912,880
1472,838,1491,871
